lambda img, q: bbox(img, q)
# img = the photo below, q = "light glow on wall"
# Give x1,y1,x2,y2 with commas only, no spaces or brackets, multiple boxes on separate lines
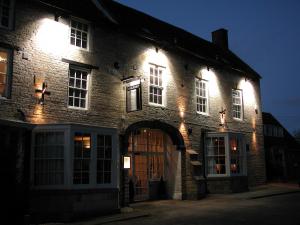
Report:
35,18,69,55
200,68,220,98
238,78,256,108
142,48,171,85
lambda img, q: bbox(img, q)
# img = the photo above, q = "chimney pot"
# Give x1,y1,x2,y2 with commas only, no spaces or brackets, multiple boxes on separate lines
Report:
212,28,228,50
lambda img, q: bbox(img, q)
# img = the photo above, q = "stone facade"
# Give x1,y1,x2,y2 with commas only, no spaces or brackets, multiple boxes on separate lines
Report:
0,0,266,222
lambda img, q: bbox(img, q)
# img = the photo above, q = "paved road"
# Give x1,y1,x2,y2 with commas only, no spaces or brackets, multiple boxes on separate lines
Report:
109,192,300,225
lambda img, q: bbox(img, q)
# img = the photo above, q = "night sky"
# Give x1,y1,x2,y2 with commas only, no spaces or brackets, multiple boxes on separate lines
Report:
115,0,300,134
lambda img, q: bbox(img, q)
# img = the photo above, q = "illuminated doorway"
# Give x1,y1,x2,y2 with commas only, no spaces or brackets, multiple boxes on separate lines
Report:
128,128,181,201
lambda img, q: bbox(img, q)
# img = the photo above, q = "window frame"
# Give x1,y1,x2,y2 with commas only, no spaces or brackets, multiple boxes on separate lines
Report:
0,0,15,30
205,132,247,177
68,65,90,110
232,89,243,120
148,63,166,107
31,124,119,190
195,78,209,115
0,46,13,99
69,17,90,51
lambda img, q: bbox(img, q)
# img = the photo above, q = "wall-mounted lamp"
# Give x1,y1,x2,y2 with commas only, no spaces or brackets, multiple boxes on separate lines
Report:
188,127,193,135
123,156,131,169
184,64,189,71
254,104,258,114
54,12,61,22
206,65,210,71
155,47,159,53
114,62,120,69
35,82,51,105
219,108,226,127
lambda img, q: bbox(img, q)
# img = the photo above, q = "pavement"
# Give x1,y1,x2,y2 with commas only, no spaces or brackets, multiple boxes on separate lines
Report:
42,182,300,225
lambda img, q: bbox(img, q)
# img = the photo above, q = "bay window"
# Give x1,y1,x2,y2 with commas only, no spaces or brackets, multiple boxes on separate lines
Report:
206,132,246,177
32,125,118,189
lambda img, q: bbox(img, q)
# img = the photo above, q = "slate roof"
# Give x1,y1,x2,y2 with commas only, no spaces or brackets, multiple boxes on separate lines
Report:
262,112,300,149
35,0,261,79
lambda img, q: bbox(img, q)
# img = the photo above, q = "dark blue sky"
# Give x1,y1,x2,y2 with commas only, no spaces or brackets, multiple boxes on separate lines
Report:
116,0,300,134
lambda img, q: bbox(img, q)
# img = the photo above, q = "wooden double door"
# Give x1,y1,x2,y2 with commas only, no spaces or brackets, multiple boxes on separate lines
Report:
128,129,173,201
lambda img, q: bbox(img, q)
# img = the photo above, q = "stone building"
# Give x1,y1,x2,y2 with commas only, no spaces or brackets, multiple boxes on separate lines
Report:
263,112,300,182
0,0,266,222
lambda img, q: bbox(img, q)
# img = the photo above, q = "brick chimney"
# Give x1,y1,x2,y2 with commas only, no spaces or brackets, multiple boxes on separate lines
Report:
212,28,228,50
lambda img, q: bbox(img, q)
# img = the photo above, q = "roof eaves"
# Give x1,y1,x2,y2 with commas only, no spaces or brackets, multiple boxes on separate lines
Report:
91,0,119,25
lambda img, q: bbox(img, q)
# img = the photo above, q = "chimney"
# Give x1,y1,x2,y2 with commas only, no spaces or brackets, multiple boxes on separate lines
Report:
212,28,228,50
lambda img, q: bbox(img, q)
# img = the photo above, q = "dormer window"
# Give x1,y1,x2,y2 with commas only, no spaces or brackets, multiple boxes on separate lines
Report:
70,19,89,49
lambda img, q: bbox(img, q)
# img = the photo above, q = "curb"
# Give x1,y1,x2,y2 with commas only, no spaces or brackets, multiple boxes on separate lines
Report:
67,212,150,225
247,190,300,200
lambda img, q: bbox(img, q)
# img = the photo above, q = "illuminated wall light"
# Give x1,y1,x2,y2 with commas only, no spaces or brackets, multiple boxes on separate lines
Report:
254,104,258,114
180,110,184,118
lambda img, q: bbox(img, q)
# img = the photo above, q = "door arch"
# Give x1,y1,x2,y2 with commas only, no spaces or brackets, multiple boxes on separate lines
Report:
123,120,185,201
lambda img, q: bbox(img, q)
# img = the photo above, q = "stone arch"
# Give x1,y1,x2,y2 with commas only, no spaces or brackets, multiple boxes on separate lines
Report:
123,120,186,153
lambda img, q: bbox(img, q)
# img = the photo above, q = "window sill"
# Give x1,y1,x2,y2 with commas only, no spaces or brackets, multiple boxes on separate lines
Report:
148,102,166,108
68,106,88,111
69,45,90,52
0,96,11,102
232,117,243,122
196,111,210,117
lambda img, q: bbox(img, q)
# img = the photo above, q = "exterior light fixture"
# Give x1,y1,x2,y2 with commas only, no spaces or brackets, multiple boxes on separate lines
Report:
123,156,131,169
35,82,51,105
54,12,61,22
114,62,120,69
188,127,193,135
254,104,258,114
155,47,159,53
219,108,226,127
206,65,210,71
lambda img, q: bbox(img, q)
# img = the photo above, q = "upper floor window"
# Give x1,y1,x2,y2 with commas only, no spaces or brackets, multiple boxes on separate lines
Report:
68,66,89,109
0,0,14,29
70,19,89,49
232,89,243,120
196,79,208,114
149,64,164,106
0,47,12,98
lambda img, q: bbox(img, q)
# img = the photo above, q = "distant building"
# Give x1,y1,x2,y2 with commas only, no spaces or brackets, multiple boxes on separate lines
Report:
0,0,266,223
263,112,300,182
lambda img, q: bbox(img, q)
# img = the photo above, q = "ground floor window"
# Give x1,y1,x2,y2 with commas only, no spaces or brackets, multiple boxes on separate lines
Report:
34,132,64,185
32,125,118,189
206,132,246,177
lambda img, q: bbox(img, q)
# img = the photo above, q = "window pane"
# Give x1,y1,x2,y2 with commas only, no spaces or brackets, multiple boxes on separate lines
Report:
34,132,64,185
73,133,91,184
97,135,112,184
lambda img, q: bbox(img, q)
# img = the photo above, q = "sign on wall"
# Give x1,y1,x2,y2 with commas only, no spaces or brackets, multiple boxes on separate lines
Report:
126,79,142,112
